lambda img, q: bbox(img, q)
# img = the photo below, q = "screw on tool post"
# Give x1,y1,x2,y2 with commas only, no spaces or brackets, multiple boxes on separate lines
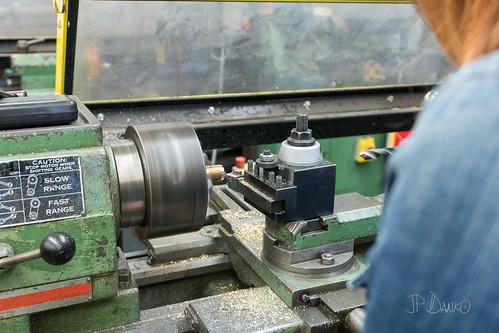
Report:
0,232,76,269
287,114,315,147
296,114,308,132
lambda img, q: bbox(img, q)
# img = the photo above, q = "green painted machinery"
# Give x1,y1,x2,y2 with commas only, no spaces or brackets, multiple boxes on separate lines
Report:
0,97,138,332
0,96,217,332
0,97,380,333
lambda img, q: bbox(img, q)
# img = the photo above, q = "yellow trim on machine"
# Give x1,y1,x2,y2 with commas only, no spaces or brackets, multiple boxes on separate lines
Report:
99,0,411,3
54,0,68,94
83,83,429,105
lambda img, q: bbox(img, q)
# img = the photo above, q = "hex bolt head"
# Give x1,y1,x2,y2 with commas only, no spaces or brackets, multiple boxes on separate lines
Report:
320,252,335,265
232,169,243,176
259,149,276,162
287,114,315,146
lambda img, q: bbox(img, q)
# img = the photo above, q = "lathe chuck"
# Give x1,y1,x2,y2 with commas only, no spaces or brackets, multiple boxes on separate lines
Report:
112,123,209,239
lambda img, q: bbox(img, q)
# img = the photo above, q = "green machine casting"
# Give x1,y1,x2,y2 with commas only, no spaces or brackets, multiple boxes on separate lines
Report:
0,95,380,332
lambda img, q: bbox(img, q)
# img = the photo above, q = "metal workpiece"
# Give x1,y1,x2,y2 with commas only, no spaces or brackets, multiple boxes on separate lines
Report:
124,122,209,239
205,164,225,183
110,139,146,229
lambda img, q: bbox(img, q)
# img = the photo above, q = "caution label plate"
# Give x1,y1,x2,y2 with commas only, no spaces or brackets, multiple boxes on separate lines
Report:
0,155,84,228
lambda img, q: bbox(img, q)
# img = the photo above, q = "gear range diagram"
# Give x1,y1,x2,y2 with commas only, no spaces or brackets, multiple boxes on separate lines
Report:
0,156,84,228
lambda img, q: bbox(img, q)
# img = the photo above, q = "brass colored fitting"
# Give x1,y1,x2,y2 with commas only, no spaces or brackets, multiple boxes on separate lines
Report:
206,165,225,183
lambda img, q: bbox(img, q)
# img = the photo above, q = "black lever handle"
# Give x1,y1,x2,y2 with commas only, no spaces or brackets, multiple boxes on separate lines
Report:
40,232,76,266
0,232,76,269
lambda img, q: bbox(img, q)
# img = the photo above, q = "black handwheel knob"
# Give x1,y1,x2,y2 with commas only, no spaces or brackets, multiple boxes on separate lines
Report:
40,232,76,266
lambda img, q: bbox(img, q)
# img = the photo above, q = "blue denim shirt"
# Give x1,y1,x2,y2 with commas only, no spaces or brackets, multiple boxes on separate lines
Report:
350,50,499,332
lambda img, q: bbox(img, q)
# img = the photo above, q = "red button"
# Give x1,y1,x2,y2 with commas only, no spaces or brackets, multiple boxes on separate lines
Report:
235,156,246,169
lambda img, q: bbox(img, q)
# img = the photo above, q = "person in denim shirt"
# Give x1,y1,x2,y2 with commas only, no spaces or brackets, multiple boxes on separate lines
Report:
349,1,499,331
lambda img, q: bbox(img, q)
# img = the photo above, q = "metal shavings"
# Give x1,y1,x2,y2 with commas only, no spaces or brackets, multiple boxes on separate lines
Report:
167,253,210,265
222,209,262,220
213,283,237,295
233,223,264,256
195,287,299,331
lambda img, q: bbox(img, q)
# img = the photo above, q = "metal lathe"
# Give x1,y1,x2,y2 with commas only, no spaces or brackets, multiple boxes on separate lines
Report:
0,0,453,331
0,95,383,332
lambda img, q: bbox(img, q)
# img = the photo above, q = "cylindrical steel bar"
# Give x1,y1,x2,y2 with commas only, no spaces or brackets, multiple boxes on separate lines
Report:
0,249,40,269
